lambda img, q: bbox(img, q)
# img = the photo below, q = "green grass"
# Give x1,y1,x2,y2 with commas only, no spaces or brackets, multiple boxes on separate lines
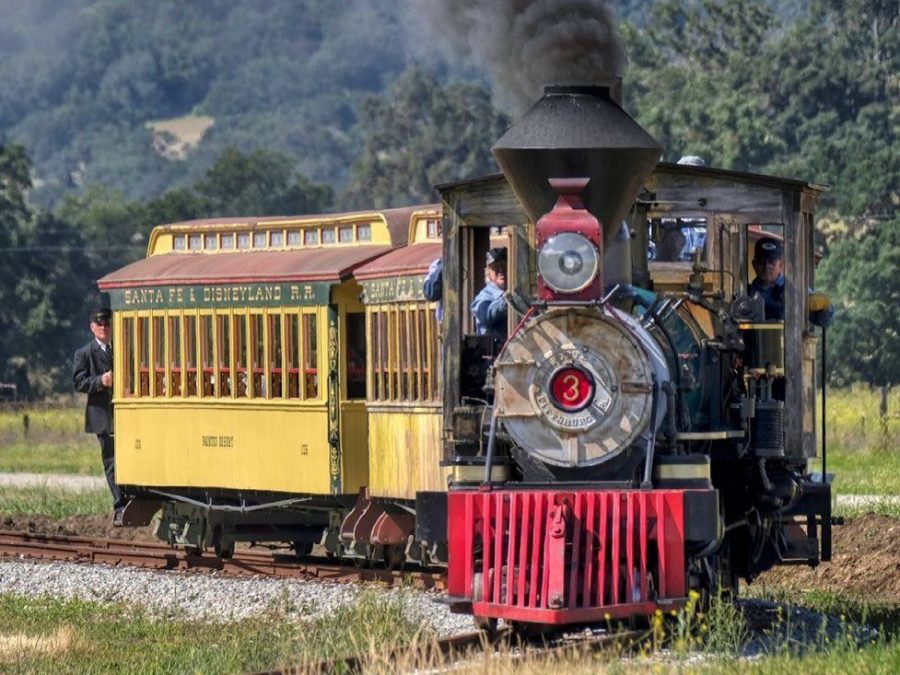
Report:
0,590,431,674
828,449,900,497
0,403,85,437
0,487,109,518
436,594,900,674
645,591,752,658
791,590,900,633
0,404,99,475
827,386,899,453
827,448,900,495
709,641,900,674
0,594,297,674
0,441,99,475
834,499,900,519
750,587,900,634
1,581,897,674
826,386,900,496
288,589,436,664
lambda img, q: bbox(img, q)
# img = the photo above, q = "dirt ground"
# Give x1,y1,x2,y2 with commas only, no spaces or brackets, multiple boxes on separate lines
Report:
3,513,898,604
756,514,900,604
0,514,158,543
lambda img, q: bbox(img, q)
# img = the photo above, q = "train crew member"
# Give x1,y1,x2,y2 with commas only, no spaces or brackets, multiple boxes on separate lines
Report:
73,306,126,526
471,247,508,339
749,237,834,327
423,257,443,320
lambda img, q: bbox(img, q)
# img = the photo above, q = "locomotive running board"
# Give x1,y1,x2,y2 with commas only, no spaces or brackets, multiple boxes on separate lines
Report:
447,489,702,625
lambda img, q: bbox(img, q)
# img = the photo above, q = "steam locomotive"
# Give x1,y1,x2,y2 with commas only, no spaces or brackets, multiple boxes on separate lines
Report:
439,83,831,627
103,82,831,630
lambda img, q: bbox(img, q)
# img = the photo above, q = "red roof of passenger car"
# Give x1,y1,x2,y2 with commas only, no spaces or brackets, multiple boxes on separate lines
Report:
98,245,393,289
353,242,442,280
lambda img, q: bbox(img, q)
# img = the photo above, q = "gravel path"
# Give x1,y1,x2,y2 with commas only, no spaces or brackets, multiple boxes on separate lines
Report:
0,558,475,635
0,560,873,655
0,472,105,492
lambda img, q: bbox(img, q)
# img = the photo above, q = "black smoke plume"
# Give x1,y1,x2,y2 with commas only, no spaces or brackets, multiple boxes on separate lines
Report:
414,0,626,113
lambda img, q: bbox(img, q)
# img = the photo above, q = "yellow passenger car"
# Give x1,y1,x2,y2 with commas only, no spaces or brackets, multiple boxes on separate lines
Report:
354,210,445,501
99,207,432,558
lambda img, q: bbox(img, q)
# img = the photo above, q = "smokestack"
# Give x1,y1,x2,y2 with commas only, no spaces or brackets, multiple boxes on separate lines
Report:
492,83,661,235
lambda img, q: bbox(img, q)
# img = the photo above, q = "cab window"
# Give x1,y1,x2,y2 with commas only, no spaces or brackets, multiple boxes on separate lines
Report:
648,217,707,262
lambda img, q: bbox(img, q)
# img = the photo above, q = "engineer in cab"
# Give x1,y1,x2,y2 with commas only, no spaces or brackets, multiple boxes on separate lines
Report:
749,237,834,327
471,247,508,339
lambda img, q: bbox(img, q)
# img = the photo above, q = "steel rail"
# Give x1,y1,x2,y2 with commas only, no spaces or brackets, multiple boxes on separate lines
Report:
0,530,446,589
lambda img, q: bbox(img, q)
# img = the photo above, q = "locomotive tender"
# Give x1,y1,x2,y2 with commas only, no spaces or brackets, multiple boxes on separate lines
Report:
101,82,831,628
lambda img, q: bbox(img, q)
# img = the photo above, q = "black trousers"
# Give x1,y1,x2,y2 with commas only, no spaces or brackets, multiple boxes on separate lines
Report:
97,433,125,511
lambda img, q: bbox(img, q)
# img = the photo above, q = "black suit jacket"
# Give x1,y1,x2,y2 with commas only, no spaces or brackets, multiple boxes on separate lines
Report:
73,340,114,434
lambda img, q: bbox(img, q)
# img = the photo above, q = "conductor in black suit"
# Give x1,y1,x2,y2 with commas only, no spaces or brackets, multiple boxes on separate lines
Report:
73,307,125,525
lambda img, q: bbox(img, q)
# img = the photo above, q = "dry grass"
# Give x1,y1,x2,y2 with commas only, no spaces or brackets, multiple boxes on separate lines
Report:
826,387,900,497
826,385,899,454
0,626,76,662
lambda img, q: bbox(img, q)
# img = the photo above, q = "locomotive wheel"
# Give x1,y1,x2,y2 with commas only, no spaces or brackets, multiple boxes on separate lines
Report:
474,616,499,640
185,545,203,557
382,545,406,571
694,553,737,612
292,541,313,558
214,539,235,560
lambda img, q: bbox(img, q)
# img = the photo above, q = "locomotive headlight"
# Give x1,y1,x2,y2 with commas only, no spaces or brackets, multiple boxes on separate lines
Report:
538,232,599,293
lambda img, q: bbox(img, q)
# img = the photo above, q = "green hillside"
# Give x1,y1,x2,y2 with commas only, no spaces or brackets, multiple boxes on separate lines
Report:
1,1,845,210
0,0,425,206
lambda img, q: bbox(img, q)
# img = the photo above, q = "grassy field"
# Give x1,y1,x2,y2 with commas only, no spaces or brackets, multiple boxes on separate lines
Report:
824,385,900,497
0,487,109,518
0,403,98,475
1,590,896,674
0,590,430,674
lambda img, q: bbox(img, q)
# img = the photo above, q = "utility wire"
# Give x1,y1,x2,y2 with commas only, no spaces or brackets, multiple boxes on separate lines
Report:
0,245,144,253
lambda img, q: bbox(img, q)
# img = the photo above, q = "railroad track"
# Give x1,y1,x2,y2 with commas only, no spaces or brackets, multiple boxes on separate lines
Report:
0,530,446,590
0,530,650,673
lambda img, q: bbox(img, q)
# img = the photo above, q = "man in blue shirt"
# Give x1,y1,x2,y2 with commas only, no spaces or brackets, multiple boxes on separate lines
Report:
423,257,443,321
749,237,833,327
471,247,508,339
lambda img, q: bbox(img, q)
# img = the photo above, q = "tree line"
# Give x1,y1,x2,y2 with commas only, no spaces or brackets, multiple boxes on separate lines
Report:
0,144,333,397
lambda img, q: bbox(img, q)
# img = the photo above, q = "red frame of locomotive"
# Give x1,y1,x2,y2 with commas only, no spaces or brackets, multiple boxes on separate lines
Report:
448,488,700,624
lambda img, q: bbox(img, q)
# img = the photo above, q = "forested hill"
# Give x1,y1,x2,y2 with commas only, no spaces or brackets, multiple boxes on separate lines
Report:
0,0,897,397
0,0,429,206
0,0,864,211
